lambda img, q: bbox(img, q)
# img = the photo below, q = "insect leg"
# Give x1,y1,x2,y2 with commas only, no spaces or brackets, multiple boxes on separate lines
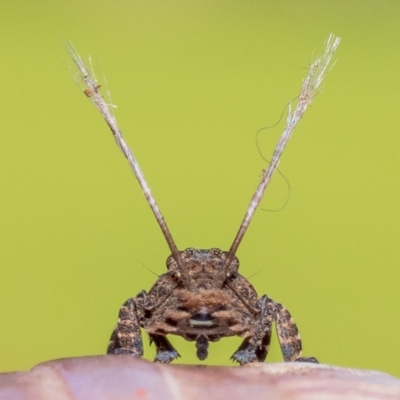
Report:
107,298,143,357
231,295,274,364
231,338,258,364
274,302,318,363
150,334,180,363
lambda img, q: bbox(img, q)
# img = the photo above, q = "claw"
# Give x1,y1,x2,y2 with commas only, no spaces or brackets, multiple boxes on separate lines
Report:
154,350,180,363
231,344,258,365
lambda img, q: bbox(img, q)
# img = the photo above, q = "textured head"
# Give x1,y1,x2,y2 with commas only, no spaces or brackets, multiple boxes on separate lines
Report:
166,248,239,290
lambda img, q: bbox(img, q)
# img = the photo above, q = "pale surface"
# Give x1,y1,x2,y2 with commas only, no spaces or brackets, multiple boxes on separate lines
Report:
1,357,400,400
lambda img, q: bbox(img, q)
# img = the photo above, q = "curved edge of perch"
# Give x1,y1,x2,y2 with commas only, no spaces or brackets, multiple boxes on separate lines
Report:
1,356,400,400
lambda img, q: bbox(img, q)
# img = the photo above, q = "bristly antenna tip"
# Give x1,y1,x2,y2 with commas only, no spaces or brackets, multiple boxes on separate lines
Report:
222,34,340,277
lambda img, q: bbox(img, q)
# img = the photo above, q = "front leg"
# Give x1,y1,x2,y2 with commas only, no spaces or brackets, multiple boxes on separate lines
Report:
231,295,274,364
107,297,143,357
149,334,180,363
231,295,318,364
274,302,318,363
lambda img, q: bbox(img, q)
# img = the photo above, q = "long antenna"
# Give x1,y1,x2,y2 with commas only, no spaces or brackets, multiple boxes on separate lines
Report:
67,44,190,286
221,34,341,280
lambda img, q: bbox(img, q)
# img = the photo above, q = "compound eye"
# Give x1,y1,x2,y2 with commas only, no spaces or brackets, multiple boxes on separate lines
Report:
166,255,175,269
230,257,240,271
182,248,195,257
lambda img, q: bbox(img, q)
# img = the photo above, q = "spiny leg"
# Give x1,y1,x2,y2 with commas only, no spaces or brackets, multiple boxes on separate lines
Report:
231,295,274,364
274,302,318,363
254,295,275,362
231,338,258,364
107,298,143,357
150,334,180,363
255,329,272,362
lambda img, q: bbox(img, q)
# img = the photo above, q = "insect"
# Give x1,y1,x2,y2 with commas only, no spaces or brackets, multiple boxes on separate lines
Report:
106,247,317,364
68,35,339,364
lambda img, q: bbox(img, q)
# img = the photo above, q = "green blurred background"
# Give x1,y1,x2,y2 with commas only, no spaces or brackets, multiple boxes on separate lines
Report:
1,0,400,376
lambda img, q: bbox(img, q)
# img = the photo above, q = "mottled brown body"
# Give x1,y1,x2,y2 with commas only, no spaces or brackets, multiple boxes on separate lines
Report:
107,248,317,364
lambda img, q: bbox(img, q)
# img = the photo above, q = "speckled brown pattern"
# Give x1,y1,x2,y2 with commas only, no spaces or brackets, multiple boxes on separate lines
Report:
107,248,317,364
